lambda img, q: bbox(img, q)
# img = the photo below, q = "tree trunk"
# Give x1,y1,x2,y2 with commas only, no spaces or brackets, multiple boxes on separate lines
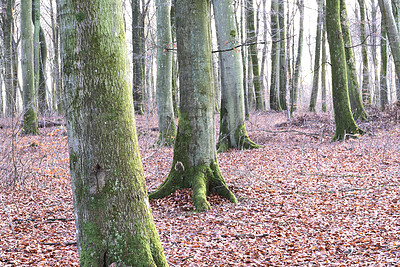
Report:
51,0,63,114
321,6,327,112
132,0,145,114
326,0,362,141
59,0,168,265
21,0,39,135
278,0,287,110
149,0,237,212
155,0,176,145
291,0,304,113
32,0,40,109
309,0,323,112
340,0,368,120
379,0,400,100
39,27,48,114
358,0,371,104
246,0,264,110
270,0,281,111
260,0,268,110
213,0,259,153
381,17,389,108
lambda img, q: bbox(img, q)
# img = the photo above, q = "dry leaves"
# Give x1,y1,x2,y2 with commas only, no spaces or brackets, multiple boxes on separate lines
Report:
1,111,399,266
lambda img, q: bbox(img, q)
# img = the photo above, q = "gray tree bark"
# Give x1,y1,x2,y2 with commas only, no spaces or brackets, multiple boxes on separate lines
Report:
291,0,304,113
58,0,168,265
270,0,281,111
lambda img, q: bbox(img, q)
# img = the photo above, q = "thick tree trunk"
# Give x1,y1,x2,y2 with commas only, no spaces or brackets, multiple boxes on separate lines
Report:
132,0,145,114
59,0,167,265
291,0,304,113
149,0,237,212
21,0,39,135
246,0,264,110
213,0,259,153
309,0,323,112
270,0,281,111
155,0,176,146
379,0,400,100
278,0,287,110
326,0,362,141
340,0,368,120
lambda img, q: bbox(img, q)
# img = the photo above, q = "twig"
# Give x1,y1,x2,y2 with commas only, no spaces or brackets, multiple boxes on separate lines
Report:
251,128,323,137
41,241,77,246
221,233,268,239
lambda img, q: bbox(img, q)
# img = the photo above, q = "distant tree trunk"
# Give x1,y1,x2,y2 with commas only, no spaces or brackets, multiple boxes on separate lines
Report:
309,0,323,112
340,0,368,120
32,0,40,108
38,27,48,113
371,0,380,105
149,0,237,212
260,0,268,109
59,0,168,265
21,0,39,135
213,0,259,153
379,0,400,100
278,0,287,110
241,0,249,119
132,0,145,114
291,0,304,113
326,0,362,141
381,17,389,108
155,0,176,145
3,0,16,117
170,0,179,116
321,8,327,112
270,0,281,111
246,0,264,110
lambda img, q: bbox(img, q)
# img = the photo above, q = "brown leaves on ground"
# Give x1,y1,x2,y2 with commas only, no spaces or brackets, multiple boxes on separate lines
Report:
1,111,399,266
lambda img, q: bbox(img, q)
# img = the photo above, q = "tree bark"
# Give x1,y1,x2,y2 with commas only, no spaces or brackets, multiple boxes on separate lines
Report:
21,0,39,135
381,16,389,108
291,0,304,113
213,0,259,153
155,0,176,146
149,0,237,212
309,0,323,112
270,0,281,111
321,5,327,113
59,0,168,265
39,27,48,114
358,0,371,104
340,0,368,120
278,0,287,110
326,0,362,141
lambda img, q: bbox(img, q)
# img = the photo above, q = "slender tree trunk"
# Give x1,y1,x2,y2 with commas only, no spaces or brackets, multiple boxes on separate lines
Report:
381,17,389,108
270,0,281,111
213,0,259,153
246,0,264,110
309,0,323,112
358,0,371,104
155,0,176,145
38,27,48,113
170,0,179,116
379,0,400,100
241,0,249,119
32,0,40,109
59,0,168,265
51,0,63,114
149,0,237,212
340,0,368,120
278,0,287,110
260,0,268,109
321,6,327,113
291,0,304,113
326,0,362,141
21,0,39,135
371,0,380,105
132,0,145,114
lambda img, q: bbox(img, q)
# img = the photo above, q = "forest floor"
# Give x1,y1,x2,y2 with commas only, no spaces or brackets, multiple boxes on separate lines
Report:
0,109,399,266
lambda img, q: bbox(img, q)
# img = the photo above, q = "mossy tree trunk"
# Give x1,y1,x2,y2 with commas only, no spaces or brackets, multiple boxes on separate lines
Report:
291,0,304,113
21,0,39,135
32,0,40,109
326,0,362,141
3,0,16,117
59,0,168,265
340,0,367,120
38,27,49,114
270,0,281,111
309,0,323,112
149,0,237,212
132,0,145,114
278,0,287,111
379,0,400,101
246,0,264,110
212,0,260,153
155,0,176,146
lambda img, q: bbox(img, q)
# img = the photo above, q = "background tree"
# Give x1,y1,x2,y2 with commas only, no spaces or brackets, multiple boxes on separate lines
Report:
21,0,39,135
270,0,281,111
149,0,237,211
358,0,371,104
213,0,259,152
59,0,168,265
326,0,362,141
155,0,176,145
381,13,389,108
278,0,287,110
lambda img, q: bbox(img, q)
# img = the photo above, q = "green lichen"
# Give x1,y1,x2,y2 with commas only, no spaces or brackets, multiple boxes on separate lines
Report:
76,11,86,23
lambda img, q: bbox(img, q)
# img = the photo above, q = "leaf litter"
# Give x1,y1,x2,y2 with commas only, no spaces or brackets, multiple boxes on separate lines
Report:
0,111,399,266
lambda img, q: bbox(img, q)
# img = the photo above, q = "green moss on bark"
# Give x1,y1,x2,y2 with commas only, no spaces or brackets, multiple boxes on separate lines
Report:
22,108,39,135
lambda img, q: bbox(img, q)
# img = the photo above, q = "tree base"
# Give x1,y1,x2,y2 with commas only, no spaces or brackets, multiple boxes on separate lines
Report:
149,161,237,212
217,124,261,153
